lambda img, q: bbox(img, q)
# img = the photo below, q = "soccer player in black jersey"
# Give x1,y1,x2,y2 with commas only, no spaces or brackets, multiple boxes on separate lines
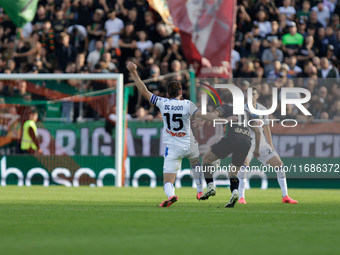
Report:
200,90,261,207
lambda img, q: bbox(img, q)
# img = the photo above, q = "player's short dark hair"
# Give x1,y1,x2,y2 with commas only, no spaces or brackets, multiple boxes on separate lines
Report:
167,81,182,98
221,90,233,104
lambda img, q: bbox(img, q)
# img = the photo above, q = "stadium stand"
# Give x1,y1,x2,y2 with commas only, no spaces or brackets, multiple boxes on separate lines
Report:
0,0,339,122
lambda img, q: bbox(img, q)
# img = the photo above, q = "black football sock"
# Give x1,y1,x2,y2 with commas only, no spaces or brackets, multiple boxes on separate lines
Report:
230,175,239,192
203,163,214,185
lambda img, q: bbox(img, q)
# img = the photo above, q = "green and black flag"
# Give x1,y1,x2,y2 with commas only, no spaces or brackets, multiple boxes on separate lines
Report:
0,0,38,28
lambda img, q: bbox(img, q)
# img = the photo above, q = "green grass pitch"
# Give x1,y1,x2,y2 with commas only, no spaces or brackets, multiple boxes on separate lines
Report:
0,186,339,255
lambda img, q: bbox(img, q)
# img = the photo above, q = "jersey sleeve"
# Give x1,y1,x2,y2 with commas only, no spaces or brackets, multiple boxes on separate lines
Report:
150,94,164,108
189,101,199,116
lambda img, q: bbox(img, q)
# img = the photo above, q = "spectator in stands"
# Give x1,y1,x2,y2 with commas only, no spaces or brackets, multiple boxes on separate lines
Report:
236,59,257,78
331,14,340,30
118,23,137,66
168,59,189,96
306,24,317,39
61,0,75,22
87,9,105,53
135,107,153,121
279,0,296,20
105,9,124,48
329,100,340,120
282,22,304,56
13,80,30,99
13,31,42,66
45,0,56,19
57,32,77,71
254,10,271,38
253,0,279,20
33,5,48,32
6,59,16,73
33,57,48,73
297,35,316,62
242,24,263,56
318,57,337,79
132,48,145,70
310,86,330,118
305,78,317,94
68,25,88,53
307,11,324,30
40,48,53,72
262,39,283,76
136,30,153,55
159,61,169,75
313,56,321,70
249,41,264,63
287,55,302,77
326,45,337,64
100,52,118,73
87,40,103,71
297,19,307,36
231,49,241,73
299,60,317,79
41,21,55,55
147,64,163,96
263,20,282,48
278,13,289,34
320,111,330,120
75,52,86,73
314,27,326,56
325,26,338,51
143,11,158,43
296,0,311,22
53,7,68,35
284,79,301,99
311,0,330,28
162,40,183,64
74,0,92,27
267,59,282,79
236,4,251,36
151,43,164,65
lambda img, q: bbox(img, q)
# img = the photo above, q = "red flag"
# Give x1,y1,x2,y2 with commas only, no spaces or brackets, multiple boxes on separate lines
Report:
169,0,235,78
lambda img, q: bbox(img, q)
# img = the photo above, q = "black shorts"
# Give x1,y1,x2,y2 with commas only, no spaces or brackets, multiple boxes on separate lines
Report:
211,135,251,166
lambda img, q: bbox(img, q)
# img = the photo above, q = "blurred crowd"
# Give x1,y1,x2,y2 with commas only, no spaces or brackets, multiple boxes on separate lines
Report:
0,0,339,121
231,0,340,121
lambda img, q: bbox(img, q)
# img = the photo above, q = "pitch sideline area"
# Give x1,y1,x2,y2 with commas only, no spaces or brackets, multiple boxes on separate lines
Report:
0,187,339,255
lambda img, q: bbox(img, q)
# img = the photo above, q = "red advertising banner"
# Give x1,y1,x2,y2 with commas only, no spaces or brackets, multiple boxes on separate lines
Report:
168,0,235,78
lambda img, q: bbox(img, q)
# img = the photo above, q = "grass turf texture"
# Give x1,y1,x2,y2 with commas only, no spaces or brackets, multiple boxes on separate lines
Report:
0,187,339,255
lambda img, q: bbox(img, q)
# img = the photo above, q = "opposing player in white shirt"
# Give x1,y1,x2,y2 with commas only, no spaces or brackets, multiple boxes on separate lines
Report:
238,87,298,204
127,62,232,207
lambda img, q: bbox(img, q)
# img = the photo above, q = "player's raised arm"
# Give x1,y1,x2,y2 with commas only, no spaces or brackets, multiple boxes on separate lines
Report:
127,61,152,102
